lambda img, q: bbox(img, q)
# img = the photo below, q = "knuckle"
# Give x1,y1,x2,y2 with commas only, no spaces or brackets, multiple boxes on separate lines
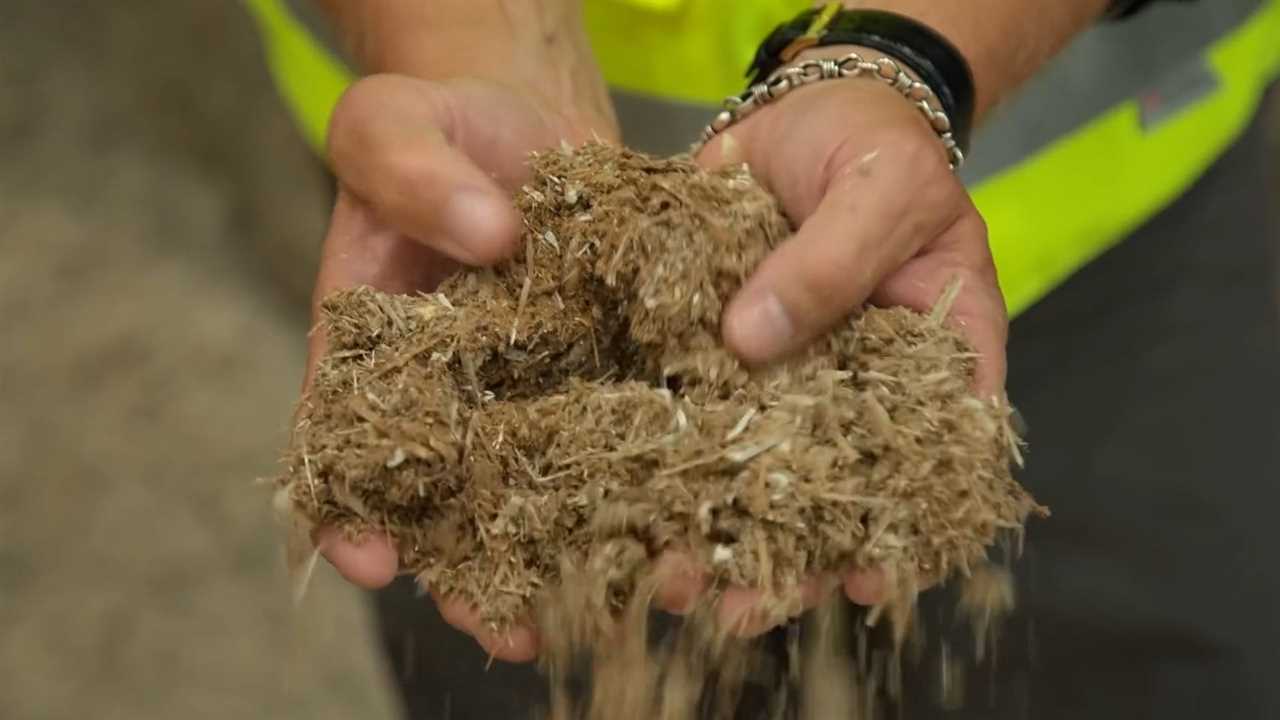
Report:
330,77,450,203
327,74,398,162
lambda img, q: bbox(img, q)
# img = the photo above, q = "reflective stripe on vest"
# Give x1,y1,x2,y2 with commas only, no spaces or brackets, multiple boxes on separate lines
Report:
979,0,1279,314
243,0,352,156
242,0,1280,317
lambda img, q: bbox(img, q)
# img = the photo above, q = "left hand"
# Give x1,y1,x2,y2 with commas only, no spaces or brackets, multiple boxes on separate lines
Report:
653,51,1009,634
306,74,620,663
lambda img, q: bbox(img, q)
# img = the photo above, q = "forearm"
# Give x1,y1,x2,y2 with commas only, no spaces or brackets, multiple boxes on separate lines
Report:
829,0,1112,122
316,0,613,130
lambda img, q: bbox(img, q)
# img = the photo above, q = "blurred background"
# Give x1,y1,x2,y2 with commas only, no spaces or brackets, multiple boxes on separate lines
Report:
0,3,395,719
2,3,1278,720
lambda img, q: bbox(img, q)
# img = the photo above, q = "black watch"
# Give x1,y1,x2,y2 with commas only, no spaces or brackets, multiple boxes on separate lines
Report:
1107,0,1190,19
747,8,976,155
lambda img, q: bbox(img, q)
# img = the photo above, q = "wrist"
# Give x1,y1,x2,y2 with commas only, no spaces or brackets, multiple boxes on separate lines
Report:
821,1,1110,121
790,44,933,130
793,44,921,82
752,9,973,155
765,46,964,169
323,1,619,140
790,45,929,124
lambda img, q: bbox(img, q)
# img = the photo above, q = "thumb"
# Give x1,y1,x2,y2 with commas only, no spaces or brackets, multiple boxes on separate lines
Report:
327,75,532,266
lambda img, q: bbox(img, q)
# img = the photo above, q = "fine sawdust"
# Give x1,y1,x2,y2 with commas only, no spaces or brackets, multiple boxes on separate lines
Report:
277,144,1043,704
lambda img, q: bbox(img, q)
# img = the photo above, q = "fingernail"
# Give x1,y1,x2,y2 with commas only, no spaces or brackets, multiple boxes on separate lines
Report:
444,190,508,264
728,289,794,362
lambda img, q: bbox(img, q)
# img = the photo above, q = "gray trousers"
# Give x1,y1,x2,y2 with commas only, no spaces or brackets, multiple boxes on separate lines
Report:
372,94,1280,719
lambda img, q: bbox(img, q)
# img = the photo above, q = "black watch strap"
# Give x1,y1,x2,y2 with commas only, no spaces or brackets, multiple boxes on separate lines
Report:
748,8,976,155
1107,0,1194,19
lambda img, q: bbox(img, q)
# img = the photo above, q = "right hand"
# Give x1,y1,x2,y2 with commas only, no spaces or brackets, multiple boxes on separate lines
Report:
305,73,617,663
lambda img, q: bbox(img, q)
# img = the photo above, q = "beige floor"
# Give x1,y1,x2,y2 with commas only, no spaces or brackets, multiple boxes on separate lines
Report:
0,4,396,719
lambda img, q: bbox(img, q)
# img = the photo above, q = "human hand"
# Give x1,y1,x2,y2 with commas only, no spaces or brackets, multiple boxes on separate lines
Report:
651,49,1008,634
305,73,617,663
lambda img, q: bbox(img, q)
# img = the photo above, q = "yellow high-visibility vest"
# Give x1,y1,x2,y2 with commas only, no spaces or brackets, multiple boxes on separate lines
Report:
243,0,1280,317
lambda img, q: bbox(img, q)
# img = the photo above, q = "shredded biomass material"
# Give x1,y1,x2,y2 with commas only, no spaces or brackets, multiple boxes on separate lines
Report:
278,143,1041,633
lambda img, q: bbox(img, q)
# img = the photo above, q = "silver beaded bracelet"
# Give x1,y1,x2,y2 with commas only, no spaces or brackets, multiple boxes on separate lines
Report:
693,52,965,171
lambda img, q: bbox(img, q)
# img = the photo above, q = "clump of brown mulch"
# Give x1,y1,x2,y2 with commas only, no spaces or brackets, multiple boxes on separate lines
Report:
278,142,1042,630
